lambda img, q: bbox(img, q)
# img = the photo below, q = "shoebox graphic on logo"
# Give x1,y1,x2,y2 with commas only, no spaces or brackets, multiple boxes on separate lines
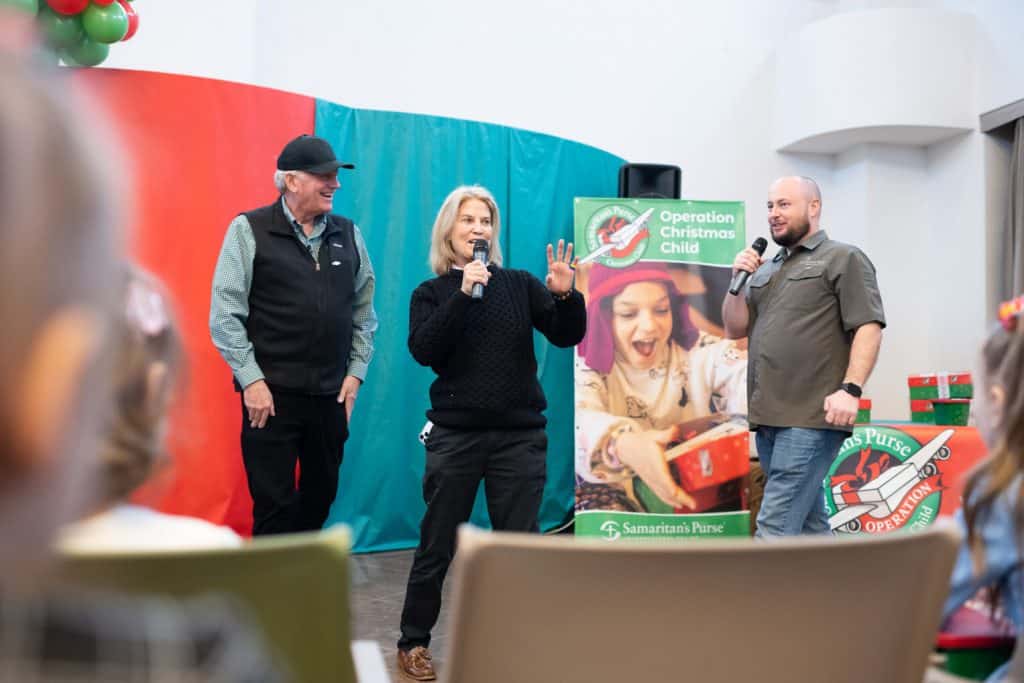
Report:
833,460,926,515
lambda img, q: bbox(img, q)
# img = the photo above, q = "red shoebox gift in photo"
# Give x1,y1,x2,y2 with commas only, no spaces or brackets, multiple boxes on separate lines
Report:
665,427,750,513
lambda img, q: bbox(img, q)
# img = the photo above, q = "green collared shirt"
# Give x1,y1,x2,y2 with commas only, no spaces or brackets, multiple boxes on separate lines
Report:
744,230,885,431
209,197,378,389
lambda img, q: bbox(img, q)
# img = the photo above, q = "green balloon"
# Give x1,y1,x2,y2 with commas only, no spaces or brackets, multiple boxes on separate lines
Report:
37,5,83,50
81,2,127,44
64,35,109,66
0,0,38,15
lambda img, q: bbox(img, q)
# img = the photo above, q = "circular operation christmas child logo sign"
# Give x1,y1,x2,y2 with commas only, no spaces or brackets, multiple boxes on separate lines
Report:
580,205,652,267
824,427,952,534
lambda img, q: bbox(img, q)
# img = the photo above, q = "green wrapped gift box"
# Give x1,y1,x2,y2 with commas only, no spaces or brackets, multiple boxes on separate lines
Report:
908,372,973,400
855,399,871,424
933,399,971,426
910,399,935,424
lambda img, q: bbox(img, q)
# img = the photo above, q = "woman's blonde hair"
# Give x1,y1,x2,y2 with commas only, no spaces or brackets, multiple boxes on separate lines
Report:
428,185,504,276
98,268,182,504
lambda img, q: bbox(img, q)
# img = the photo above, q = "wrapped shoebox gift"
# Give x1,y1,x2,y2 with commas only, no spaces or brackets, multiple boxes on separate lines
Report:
634,419,749,514
933,399,971,426
910,399,935,424
856,399,872,424
666,424,749,513
908,372,973,400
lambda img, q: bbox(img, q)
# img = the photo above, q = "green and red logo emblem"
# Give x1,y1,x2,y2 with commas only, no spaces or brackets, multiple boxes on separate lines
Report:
581,205,652,267
824,427,951,534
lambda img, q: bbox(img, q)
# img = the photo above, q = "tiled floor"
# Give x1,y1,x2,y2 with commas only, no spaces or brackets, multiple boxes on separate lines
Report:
350,549,449,681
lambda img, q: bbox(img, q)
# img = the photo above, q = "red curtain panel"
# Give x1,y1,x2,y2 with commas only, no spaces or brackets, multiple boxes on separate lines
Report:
73,69,316,535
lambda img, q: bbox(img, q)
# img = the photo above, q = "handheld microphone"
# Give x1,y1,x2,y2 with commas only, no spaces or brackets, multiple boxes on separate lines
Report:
471,239,489,300
728,237,768,296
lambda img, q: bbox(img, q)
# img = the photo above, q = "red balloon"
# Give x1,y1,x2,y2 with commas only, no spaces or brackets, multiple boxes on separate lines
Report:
116,0,137,40
92,0,115,4
45,0,88,14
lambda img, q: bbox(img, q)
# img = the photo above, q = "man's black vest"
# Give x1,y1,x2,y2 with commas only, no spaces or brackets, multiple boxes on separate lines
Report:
241,199,359,394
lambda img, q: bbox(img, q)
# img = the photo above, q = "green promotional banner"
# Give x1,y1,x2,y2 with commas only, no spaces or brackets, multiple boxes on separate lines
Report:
572,196,751,541
573,197,746,267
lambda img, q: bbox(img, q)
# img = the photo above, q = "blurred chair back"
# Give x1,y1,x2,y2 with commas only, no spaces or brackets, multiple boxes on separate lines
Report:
441,523,960,683
58,527,354,683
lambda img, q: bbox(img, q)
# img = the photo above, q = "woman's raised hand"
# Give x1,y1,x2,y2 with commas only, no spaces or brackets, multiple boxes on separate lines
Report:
545,239,574,296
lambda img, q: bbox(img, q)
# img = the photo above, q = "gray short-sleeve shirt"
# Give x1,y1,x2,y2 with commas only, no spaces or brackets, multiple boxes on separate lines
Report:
745,230,885,432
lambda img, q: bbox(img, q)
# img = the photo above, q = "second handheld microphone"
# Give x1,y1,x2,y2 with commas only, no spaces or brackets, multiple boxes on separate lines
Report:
471,239,489,300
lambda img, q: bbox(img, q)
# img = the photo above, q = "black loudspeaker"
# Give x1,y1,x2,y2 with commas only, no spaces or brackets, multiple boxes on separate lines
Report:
618,163,682,199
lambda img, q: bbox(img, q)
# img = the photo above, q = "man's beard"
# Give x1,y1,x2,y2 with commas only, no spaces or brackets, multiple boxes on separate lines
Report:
771,215,811,247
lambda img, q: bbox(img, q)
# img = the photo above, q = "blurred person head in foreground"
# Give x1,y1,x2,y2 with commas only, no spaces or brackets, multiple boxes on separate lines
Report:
0,23,285,682
58,267,242,551
0,40,120,580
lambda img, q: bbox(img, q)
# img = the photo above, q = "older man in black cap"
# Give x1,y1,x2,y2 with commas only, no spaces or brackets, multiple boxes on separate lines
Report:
210,134,377,535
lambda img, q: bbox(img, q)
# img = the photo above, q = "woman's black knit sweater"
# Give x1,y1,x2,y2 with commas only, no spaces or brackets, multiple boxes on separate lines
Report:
407,266,585,429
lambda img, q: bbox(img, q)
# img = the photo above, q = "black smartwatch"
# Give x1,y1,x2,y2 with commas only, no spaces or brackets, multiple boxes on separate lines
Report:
840,382,863,398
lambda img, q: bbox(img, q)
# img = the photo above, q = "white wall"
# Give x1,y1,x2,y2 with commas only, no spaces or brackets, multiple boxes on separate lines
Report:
103,1,257,85
104,1,840,223
969,0,1024,114
824,136,990,421
100,0,1022,419
831,144,931,420
837,0,1023,113
774,7,975,153
926,133,989,366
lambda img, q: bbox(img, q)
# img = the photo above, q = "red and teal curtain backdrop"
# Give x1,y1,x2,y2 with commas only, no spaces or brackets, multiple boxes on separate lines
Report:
71,69,623,550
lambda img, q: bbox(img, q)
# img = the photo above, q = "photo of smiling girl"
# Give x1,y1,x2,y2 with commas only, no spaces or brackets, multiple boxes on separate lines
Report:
574,261,748,512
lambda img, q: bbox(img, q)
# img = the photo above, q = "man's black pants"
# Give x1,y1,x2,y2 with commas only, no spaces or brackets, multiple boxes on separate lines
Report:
240,390,348,536
398,425,547,650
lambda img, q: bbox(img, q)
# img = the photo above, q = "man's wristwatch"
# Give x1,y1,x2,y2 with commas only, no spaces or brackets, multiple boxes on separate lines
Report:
840,382,863,398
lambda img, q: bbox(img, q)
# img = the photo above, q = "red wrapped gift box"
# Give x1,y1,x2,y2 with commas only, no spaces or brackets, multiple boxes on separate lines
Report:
665,424,749,513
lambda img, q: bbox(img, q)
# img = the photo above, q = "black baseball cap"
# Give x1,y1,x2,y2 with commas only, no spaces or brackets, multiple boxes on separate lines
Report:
276,134,354,173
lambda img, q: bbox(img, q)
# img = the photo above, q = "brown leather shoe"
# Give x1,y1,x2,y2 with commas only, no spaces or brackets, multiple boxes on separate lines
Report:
397,646,436,681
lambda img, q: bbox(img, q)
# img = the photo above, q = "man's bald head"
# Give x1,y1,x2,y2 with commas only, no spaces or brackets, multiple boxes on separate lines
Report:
771,176,821,203
767,176,822,247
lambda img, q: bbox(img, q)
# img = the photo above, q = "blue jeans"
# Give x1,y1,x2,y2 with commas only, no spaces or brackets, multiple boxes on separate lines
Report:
755,427,848,537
